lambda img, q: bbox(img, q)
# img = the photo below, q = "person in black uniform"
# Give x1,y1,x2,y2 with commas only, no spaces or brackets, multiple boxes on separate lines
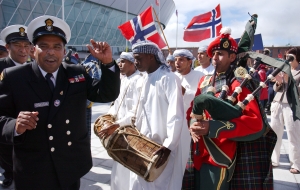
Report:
0,40,8,59
0,24,31,188
0,25,31,72
0,15,120,190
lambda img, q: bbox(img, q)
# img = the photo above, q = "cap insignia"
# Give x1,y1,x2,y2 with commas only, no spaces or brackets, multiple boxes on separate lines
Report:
19,27,25,36
45,18,54,31
223,40,229,48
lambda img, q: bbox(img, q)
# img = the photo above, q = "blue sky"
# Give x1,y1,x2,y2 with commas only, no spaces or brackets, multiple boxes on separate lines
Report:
163,0,300,48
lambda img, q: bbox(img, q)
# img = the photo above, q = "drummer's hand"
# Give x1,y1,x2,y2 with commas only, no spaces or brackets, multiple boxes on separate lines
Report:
98,123,119,139
190,120,209,140
152,146,171,169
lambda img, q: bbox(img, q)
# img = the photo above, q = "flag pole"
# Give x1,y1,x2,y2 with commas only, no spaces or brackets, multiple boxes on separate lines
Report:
159,0,160,23
176,10,178,50
62,0,64,21
152,6,171,54
126,0,128,52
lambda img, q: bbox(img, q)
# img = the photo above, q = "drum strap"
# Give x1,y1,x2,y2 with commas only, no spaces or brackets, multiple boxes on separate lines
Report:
131,78,147,126
115,82,131,117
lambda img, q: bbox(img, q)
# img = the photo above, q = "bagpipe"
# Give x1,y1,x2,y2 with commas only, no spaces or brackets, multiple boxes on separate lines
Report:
191,55,295,121
190,14,300,155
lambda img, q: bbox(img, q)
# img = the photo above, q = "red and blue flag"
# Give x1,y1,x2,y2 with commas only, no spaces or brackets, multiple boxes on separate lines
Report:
118,6,166,49
183,4,222,42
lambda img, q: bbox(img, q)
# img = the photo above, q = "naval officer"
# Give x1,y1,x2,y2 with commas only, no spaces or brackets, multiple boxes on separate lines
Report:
0,15,120,189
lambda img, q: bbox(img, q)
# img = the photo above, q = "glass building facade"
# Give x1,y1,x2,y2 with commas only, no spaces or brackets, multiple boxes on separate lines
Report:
0,0,175,59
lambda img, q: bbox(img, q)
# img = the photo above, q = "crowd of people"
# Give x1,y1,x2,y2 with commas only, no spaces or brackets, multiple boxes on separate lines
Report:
0,14,299,190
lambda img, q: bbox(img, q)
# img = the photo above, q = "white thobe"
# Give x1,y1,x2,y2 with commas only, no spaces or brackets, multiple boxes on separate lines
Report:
175,69,204,176
194,63,215,75
129,66,188,190
107,70,143,190
175,70,205,112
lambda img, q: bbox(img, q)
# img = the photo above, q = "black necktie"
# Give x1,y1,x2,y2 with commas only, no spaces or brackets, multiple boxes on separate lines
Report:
45,73,55,92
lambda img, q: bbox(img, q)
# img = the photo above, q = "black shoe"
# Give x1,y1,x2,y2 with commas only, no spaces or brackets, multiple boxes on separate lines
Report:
1,178,13,188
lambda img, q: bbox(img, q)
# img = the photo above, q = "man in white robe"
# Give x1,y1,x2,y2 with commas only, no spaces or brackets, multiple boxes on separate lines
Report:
129,40,189,190
173,49,204,189
194,45,215,75
99,52,142,190
173,49,205,112
166,54,176,72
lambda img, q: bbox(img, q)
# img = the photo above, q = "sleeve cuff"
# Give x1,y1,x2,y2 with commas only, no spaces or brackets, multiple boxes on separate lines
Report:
101,60,116,72
207,120,236,138
14,129,21,137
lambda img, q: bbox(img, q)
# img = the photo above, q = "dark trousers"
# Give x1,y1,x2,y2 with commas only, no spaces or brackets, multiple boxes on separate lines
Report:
0,144,13,179
266,87,276,111
260,99,267,109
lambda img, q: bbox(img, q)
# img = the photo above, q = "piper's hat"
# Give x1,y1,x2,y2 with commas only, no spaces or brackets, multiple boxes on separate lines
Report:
198,45,208,53
207,27,238,58
0,40,7,52
173,49,194,60
27,15,71,44
120,52,135,63
166,54,175,61
0,25,30,43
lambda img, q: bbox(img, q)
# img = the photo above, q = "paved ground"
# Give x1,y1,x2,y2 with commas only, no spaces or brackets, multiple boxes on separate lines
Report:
1,102,300,189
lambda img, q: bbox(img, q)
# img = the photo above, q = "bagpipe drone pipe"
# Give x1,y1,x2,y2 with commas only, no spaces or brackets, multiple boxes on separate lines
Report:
191,54,295,122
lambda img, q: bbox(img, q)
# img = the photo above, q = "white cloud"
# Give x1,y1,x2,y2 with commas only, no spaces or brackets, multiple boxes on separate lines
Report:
163,0,300,48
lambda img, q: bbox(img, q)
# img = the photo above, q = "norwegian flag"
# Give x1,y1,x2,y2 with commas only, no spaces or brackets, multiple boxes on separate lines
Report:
118,6,166,49
183,4,222,42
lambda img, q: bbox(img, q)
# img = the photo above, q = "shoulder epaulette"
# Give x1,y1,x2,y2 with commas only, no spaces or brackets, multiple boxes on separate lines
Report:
200,75,213,88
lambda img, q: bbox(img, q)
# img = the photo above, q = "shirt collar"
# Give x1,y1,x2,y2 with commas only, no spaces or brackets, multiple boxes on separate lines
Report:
9,55,26,65
38,65,59,80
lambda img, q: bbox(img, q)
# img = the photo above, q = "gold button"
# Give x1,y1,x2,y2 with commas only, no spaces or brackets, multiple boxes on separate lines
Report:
51,147,55,152
66,131,71,135
49,136,53,140
66,119,70,124
68,141,72,146
48,124,52,128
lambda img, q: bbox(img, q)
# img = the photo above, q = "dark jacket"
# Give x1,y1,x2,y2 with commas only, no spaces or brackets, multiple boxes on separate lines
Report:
0,57,16,73
0,61,120,189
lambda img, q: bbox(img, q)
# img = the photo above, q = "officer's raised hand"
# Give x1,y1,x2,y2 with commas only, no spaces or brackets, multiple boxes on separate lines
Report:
15,111,39,134
86,39,113,64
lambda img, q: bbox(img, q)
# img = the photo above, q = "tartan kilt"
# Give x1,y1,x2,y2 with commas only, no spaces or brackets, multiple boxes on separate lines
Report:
230,129,277,190
182,140,195,190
